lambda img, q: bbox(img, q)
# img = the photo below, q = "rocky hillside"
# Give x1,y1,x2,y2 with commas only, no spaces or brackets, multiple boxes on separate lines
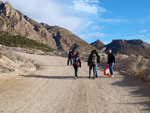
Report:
0,1,94,53
43,25,94,52
116,54,150,82
0,1,56,49
100,53,150,82
90,39,105,50
99,39,150,59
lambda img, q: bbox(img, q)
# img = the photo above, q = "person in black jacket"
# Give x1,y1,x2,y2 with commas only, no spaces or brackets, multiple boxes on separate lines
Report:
93,49,101,78
107,49,116,77
67,49,74,66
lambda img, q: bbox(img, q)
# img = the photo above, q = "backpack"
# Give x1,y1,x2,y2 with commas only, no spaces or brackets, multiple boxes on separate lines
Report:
73,56,79,65
91,55,97,64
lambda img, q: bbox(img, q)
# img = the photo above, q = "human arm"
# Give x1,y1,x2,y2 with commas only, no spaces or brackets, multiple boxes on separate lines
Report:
79,57,81,67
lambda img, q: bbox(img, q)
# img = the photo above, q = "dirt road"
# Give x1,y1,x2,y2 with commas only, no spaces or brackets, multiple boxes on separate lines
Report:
0,53,150,113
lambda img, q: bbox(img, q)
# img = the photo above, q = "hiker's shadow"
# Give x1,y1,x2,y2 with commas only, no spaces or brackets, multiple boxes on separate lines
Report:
21,75,88,79
41,65,67,67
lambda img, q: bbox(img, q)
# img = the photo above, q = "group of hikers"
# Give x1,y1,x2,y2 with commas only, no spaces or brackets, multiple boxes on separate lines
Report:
67,49,116,79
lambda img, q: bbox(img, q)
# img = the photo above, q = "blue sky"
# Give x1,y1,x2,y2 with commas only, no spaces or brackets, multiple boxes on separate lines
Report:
2,0,150,44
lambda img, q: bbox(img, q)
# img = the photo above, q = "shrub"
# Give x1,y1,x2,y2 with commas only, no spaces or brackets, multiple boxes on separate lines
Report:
2,48,17,61
0,32,55,52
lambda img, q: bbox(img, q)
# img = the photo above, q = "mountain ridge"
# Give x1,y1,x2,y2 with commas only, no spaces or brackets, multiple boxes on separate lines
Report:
0,1,94,53
92,39,150,59
90,39,105,50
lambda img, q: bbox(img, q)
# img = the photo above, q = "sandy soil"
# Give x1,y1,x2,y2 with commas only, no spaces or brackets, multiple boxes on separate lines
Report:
0,53,150,113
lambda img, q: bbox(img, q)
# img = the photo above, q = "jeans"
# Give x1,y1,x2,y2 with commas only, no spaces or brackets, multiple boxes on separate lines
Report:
89,65,96,78
95,64,98,77
67,58,72,65
73,66,78,77
109,63,114,75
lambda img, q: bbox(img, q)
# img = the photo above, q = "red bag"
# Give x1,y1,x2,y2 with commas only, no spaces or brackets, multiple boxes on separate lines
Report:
104,65,110,76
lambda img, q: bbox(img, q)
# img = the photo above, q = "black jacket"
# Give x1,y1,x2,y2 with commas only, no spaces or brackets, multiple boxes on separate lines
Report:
68,51,74,58
107,53,116,64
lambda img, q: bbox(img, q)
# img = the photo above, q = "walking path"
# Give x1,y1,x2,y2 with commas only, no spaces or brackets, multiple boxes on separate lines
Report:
0,53,150,113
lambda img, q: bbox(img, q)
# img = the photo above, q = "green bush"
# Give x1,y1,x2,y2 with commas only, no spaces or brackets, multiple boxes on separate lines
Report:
0,32,55,52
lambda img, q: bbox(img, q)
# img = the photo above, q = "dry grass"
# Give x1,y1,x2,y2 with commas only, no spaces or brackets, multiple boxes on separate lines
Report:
2,48,18,62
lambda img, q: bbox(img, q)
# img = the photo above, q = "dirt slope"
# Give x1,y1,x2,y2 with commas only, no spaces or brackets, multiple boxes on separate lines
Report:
0,53,150,113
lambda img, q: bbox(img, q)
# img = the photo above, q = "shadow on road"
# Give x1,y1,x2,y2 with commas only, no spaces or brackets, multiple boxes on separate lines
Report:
111,72,150,111
40,65,68,67
21,75,88,79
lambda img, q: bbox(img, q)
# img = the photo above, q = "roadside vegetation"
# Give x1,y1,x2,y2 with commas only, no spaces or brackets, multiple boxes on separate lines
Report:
0,32,55,52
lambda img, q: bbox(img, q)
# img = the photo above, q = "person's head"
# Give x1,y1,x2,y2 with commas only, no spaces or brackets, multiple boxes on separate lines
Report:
69,49,72,52
76,52,79,55
91,51,94,54
93,49,96,52
108,49,112,54
93,49,98,54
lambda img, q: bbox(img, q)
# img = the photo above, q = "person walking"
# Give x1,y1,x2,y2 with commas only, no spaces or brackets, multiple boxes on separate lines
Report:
93,49,101,78
107,49,116,77
67,49,74,66
88,51,97,79
73,52,81,79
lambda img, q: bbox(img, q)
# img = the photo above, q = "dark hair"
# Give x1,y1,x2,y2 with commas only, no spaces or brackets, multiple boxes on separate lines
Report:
76,52,79,55
91,51,94,54
93,49,98,55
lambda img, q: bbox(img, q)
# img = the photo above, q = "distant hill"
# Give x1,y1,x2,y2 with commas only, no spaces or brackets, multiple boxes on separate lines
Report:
43,25,94,52
90,39,105,49
0,1,94,53
103,39,150,59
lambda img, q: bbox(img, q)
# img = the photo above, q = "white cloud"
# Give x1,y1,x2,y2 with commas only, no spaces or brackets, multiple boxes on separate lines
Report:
140,29,150,33
71,0,106,14
80,32,106,40
140,16,150,23
2,0,86,34
1,0,106,39
147,34,150,36
99,18,129,23
92,25,104,30
128,35,145,39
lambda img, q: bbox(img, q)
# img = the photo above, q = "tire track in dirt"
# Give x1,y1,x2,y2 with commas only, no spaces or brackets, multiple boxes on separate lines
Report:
0,53,150,113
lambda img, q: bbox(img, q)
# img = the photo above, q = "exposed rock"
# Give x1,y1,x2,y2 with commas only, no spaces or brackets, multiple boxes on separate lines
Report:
115,54,150,82
0,1,95,53
100,39,150,59
0,1,56,49
90,39,105,49
44,26,95,53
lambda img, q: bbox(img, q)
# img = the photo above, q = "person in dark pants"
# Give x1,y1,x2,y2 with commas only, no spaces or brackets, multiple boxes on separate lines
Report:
67,49,74,66
107,49,116,77
88,51,97,79
93,49,101,78
73,52,81,79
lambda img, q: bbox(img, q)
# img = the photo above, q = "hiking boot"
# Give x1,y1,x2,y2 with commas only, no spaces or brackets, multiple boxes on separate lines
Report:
109,75,114,77
93,77,95,79
74,76,77,80
89,76,91,78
